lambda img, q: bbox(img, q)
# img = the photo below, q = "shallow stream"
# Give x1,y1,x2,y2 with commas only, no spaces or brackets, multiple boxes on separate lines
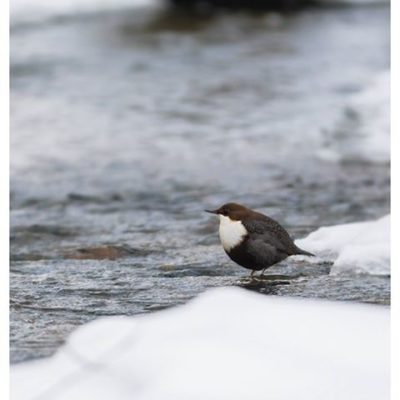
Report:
11,3,390,363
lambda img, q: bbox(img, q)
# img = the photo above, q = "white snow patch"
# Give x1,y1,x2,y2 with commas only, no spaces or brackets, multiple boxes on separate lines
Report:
296,215,390,275
11,0,160,24
319,70,390,164
11,288,389,400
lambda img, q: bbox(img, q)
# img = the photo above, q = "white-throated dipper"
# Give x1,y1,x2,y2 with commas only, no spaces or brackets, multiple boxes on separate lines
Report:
205,203,314,278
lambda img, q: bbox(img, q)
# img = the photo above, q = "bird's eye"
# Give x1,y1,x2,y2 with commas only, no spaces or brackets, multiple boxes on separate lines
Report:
222,209,228,216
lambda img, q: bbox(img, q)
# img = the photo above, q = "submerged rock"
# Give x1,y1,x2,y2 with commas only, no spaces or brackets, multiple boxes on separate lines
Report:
63,245,152,260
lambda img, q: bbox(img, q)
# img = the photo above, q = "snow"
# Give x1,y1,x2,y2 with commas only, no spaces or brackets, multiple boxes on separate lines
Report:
296,215,390,276
11,287,389,400
11,0,160,24
319,70,390,164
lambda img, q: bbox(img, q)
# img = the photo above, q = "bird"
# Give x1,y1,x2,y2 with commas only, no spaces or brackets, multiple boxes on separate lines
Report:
205,202,314,278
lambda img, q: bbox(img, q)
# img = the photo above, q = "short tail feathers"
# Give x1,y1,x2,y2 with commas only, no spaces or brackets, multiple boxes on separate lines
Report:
295,247,315,257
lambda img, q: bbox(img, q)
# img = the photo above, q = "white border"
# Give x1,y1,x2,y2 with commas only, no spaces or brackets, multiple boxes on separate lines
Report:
391,0,398,398
3,2,395,400
0,0,10,398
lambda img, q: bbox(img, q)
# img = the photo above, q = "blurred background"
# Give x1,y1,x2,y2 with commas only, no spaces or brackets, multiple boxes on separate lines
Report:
10,0,389,363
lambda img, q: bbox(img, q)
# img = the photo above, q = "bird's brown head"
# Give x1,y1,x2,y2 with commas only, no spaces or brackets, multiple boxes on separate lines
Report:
205,203,250,221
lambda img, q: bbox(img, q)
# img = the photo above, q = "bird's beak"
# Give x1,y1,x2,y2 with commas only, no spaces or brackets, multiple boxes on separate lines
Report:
205,209,219,214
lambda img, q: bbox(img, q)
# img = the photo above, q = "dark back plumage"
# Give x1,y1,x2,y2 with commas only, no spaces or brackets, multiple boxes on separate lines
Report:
242,213,301,256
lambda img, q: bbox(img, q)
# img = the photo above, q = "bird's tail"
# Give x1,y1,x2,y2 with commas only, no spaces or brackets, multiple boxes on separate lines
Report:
295,247,315,257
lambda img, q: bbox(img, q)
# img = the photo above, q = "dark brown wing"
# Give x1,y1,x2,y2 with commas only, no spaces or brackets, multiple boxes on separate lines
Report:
242,215,301,256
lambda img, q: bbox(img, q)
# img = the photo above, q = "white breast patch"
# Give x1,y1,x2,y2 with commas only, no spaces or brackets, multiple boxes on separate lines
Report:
218,215,247,251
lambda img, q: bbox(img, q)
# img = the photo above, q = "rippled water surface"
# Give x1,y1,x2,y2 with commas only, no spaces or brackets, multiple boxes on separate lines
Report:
11,4,390,363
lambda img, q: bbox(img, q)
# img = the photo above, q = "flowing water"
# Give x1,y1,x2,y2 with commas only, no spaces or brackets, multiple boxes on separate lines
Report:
10,3,390,363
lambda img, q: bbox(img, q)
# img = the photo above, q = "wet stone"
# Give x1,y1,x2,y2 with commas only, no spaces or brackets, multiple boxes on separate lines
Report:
63,245,154,260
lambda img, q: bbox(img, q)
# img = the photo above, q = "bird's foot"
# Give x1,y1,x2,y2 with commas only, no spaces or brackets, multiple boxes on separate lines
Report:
258,268,267,278
250,271,258,281
249,270,264,282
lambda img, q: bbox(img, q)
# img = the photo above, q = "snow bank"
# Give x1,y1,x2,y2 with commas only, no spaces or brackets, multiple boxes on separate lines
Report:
296,215,390,276
11,288,389,400
320,71,390,164
11,0,159,24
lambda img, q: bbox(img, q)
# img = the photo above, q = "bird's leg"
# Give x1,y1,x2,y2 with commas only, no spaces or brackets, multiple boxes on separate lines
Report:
260,268,267,277
250,270,257,280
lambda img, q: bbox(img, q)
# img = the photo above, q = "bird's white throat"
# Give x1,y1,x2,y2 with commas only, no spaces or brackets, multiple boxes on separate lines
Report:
218,215,247,251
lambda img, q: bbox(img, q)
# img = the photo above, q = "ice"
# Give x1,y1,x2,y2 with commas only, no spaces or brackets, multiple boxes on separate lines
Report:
11,287,389,400
296,215,390,276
